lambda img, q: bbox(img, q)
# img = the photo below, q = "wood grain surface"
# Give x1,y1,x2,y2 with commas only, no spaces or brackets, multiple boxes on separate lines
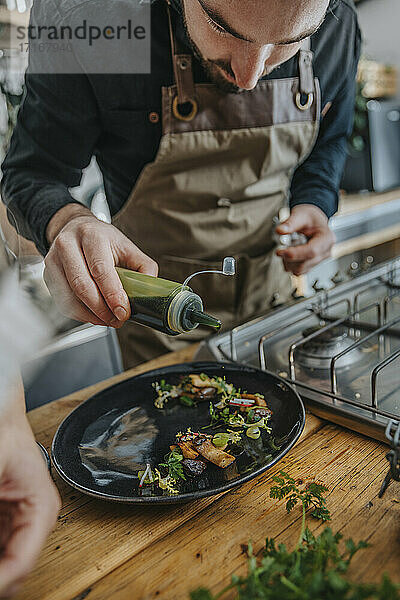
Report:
338,187,400,216
15,344,400,600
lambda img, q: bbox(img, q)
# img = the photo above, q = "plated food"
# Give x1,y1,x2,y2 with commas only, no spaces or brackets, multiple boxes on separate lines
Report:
51,362,305,504
138,373,274,495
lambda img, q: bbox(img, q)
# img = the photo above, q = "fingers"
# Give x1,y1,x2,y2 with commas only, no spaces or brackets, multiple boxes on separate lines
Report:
0,465,60,599
50,233,119,325
275,203,335,275
276,204,328,235
82,233,132,322
275,212,308,235
45,213,159,329
279,247,331,275
277,230,335,275
0,497,57,597
281,254,329,276
277,229,335,262
0,419,61,599
117,237,158,277
44,254,110,327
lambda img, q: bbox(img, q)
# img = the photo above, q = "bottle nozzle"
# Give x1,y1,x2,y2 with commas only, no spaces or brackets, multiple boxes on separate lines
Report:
181,256,236,289
186,308,221,331
222,256,236,276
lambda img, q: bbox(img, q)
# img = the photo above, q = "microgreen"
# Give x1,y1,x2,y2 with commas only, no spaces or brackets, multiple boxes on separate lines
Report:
159,448,186,481
180,395,196,407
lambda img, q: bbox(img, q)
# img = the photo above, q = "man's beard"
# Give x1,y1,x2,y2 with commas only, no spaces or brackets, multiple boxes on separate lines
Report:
181,10,243,93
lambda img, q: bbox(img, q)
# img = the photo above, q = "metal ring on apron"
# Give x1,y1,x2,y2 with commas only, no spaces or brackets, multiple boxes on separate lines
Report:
295,91,314,111
296,92,314,110
172,96,198,121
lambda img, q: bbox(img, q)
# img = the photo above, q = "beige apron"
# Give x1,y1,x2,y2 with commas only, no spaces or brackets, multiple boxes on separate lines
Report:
114,2,321,368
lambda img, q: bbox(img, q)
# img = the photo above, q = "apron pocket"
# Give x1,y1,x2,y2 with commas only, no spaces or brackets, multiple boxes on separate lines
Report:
236,251,293,320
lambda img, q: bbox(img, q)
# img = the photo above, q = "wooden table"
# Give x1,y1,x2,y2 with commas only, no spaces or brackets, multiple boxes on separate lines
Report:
19,345,400,600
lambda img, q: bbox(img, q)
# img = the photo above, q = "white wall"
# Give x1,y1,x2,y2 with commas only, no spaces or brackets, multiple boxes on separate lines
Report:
356,0,400,96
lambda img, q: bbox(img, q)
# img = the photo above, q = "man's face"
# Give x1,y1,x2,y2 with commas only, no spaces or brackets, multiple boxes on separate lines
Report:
181,0,329,92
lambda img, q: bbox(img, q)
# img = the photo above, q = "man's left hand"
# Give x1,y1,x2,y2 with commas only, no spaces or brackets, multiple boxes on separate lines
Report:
275,204,335,276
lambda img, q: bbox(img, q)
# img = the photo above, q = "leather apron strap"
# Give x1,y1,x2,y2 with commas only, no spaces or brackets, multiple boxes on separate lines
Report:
297,38,315,110
166,0,198,120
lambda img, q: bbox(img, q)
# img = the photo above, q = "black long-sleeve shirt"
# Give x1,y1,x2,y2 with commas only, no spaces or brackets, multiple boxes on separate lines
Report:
1,0,361,256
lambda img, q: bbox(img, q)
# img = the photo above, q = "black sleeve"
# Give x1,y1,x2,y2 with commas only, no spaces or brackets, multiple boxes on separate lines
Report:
289,23,361,219
1,68,100,256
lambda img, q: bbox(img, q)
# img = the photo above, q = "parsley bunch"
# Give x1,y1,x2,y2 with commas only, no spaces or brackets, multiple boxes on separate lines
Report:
191,529,399,600
190,471,400,600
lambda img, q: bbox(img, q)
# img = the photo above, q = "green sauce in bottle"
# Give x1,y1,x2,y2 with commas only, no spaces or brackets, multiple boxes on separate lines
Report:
116,267,221,336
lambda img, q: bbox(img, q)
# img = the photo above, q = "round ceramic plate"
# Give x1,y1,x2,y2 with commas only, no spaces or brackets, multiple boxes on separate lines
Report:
37,442,51,470
51,361,305,504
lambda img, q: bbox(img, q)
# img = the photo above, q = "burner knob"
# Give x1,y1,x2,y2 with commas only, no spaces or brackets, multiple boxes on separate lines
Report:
362,255,374,270
270,292,283,309
312,279,325,293
331,271,344,285
347,261,360,277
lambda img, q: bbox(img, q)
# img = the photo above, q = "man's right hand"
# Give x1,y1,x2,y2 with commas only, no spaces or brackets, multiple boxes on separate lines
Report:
44,204,158,328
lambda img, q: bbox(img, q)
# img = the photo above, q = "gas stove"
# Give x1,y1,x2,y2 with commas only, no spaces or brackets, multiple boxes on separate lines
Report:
196,257,400,442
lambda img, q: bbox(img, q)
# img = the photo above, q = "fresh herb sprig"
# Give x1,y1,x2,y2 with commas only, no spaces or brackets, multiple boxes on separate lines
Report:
270,471,331,524
180,395,196,407
159,448,186,481
208,402,231,426
190,471,400,600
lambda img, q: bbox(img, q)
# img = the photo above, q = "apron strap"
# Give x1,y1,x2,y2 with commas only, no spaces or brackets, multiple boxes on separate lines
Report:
296,38,315,110
166,0,197,116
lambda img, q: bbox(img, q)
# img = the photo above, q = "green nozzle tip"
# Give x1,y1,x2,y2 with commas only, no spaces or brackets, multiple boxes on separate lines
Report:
187,308,221,331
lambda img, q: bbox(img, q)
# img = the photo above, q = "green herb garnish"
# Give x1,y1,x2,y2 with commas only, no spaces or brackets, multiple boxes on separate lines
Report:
159,448,186,481
159,378,173,391
209,402,223,424
270,471,331,523
190,472,400,600
180,395,196,407
212,430,242,448
190,528,394,600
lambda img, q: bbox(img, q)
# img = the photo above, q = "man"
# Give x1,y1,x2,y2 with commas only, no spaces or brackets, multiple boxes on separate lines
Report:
1,0,361,367
0,243,60,598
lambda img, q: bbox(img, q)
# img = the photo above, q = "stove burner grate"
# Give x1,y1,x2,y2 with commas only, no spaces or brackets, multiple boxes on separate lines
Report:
295,325,364,370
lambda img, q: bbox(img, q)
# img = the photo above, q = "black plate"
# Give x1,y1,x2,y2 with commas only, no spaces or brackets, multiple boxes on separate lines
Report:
51,361,305,504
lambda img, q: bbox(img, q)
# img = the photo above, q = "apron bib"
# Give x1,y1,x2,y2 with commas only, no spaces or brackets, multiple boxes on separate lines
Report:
113,2,321,368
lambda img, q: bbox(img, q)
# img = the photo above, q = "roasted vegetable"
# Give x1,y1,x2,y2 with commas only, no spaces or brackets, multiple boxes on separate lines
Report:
247,407,272,423
193,436,236,468
178,441,199,460
196,387,217,401
183,458,207,477
188,374,216,389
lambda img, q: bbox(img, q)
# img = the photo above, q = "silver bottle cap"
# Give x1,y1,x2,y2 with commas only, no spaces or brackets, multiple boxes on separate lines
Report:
222,256,236,276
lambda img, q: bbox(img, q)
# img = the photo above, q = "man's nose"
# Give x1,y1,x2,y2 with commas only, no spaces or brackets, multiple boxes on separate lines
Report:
230,45,273,90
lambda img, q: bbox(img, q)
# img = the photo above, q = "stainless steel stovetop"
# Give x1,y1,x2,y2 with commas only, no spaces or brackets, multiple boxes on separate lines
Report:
196,258,400,442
